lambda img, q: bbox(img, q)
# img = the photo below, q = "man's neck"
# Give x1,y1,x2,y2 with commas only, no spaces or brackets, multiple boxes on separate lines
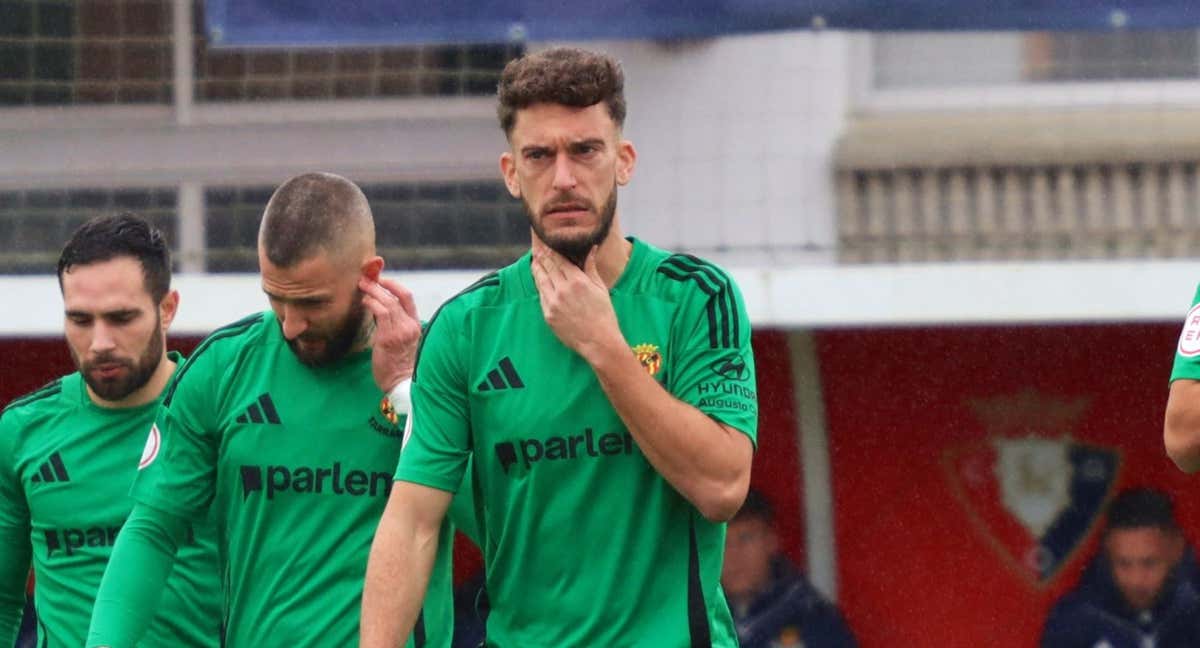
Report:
592,226,632,288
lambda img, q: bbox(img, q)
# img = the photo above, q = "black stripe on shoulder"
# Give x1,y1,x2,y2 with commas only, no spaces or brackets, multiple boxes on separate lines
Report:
413,271,499,381
164,313,265,406
658,255,740,349
2,378,63,416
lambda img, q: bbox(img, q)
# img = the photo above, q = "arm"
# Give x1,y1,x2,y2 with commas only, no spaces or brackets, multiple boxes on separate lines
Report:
0,415,31,645
532,243,753,521
0,519,30,646
360,482,453,648
86,503,190,648
1165,380,1200,473
588,341,753,521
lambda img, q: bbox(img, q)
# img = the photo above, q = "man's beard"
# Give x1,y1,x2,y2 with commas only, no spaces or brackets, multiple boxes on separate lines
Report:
285,294,367,367
526,184,618,267
75,315,164,402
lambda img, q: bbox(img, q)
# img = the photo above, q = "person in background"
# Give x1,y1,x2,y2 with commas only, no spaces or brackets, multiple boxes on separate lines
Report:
1041,488,1200,647
722,489,857,648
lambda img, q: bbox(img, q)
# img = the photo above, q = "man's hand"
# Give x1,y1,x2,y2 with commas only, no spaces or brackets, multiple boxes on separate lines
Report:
530,240,624,362
360,276,421,392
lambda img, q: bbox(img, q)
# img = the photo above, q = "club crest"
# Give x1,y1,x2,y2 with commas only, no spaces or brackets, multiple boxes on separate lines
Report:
633,343,662,377
943,391,1120,586
379,395,399,425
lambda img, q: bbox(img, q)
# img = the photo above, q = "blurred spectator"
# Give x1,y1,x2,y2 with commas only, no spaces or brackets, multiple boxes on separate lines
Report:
452,570,488,648
722,490,856,648
16,597,34,648
1041,488,1200,647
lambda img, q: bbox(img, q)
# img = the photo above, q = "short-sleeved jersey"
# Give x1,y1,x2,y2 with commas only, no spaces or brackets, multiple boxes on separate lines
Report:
397,237,759,647
130,312,458,647
0,353,220,647
1171,285,1200,382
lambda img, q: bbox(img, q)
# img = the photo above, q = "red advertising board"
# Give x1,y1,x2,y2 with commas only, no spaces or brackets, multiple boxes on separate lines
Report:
817,324,1194,647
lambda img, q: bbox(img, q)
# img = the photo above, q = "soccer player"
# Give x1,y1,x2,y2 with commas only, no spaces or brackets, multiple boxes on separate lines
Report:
361,47,759,646
1040,488,1200,647
0,214,220,646
87,173,463,647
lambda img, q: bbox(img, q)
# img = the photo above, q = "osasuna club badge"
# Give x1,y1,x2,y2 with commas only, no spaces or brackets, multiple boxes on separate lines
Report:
139,423,161,470
942,391,1121,586
633,343,662,377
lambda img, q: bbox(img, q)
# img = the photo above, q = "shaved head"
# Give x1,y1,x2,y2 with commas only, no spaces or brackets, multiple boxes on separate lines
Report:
259,172,375,269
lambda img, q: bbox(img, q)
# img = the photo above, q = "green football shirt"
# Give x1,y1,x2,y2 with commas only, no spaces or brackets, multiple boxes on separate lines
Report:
0,352,220,647
397,237,759,647
128,312,459,647
1171,285,1200,381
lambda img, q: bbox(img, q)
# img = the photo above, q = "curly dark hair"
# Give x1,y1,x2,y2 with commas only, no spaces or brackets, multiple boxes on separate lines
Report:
497,47,626,137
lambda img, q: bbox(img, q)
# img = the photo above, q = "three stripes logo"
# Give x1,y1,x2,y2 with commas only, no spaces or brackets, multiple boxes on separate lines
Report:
235,393,281,425
477,357,525,392
30,452,70,485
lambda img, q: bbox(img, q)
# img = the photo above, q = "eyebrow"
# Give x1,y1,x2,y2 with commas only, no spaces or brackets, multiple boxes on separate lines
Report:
521,138,606,154
64,308,140,319
261,289,332,304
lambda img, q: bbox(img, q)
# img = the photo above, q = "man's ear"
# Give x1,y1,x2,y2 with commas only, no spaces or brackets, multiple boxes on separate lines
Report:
500,152,521,198
159,289,180,331
616,139,637,186
361,256,384,282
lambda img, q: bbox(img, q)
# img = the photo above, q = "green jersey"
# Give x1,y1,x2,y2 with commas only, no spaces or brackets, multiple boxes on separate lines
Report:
397,238,759,647
127,312,457,647
0,352,220,647
1171,285,1200,381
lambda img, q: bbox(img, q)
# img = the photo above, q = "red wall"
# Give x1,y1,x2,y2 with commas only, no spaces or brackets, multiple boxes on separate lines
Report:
817,324,1195,648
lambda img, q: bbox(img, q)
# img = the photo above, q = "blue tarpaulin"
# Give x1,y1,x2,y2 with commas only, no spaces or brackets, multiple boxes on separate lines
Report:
205,1,1200,48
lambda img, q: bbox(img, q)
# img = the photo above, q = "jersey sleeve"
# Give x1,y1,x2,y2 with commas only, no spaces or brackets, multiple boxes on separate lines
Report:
129,352,221,518
667,265,759,444
0,413,31,646
86,503,190,648
1171,284,1200,382
395,307,472,493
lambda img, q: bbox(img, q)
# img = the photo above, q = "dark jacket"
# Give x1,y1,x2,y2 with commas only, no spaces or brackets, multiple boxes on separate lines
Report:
730,559,857,648
1041,551,1200,648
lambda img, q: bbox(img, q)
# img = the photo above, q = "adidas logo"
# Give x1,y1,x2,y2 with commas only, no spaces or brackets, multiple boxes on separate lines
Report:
477,357,525,392
31,451,70,484
236,393,281,425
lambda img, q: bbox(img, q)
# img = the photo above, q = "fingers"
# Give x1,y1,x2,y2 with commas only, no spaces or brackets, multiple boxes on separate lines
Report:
377,276,419,320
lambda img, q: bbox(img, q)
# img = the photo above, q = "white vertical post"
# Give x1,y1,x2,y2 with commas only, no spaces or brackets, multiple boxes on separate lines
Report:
789,329,839,601
172,0,202,272
177,182,205,272
172,0,195,126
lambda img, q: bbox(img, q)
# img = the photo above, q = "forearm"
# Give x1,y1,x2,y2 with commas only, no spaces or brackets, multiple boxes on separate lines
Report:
1165,380,1200,473
86,503,189,648
0,524,30,646
360,484,446,648
587,342,752,521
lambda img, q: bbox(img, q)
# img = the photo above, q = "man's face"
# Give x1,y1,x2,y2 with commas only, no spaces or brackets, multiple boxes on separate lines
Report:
1106,526,1184,612
500,102,635,266
721,516,777,600
260,250,366,367
61,256,169,403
